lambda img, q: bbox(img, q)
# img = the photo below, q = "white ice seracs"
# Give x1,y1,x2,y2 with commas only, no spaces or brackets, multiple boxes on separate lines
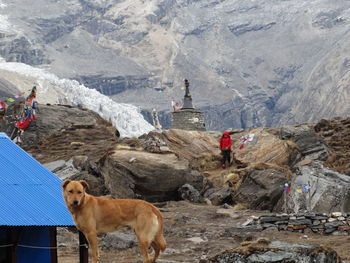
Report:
0,61,154,138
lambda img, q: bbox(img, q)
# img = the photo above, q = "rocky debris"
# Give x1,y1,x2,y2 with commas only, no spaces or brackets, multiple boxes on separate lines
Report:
247,212,350,235
275,161,350,214
208,240,340,263
56,227,77,249
99,232,137,250
44,159,80,180
233,168,288,211
98,149,206,202
139,131,171,153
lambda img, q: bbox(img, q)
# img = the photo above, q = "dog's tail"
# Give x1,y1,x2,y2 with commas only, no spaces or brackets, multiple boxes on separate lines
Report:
156,233,167,252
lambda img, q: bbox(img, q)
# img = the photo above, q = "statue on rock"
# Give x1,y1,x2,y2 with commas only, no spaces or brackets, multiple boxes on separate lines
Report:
181,79,194,109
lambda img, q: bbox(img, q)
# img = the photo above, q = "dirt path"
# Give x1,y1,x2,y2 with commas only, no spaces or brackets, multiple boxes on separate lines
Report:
58,201,350,262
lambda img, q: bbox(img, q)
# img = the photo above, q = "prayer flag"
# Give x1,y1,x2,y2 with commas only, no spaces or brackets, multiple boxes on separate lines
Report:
5,98,15,104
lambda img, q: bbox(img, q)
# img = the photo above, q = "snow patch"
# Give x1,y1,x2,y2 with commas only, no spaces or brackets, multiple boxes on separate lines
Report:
0,1,13,33
0,14,12,32
0,61,154,138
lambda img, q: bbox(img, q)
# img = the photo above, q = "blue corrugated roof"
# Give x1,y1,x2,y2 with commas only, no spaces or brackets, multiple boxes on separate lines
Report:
0,132,74,226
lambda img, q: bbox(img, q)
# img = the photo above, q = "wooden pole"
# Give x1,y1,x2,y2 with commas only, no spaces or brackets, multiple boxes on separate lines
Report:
79,231,88,263
49,227,57,263
10,227,20,263
284,190,287,214
308,181,311,212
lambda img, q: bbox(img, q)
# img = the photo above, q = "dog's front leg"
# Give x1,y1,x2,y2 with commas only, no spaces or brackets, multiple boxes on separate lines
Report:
85,231,99,263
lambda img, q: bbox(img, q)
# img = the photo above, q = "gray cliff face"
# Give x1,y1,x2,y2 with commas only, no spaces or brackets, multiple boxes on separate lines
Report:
1,0,350,130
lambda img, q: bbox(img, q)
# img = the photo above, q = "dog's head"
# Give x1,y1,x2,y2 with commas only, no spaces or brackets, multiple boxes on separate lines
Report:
62,180,89,209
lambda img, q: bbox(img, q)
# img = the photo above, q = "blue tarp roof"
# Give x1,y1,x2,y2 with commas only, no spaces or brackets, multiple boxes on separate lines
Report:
0,132,74,226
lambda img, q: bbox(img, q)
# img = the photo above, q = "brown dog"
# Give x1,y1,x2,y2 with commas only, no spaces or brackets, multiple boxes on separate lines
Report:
62,180,166,263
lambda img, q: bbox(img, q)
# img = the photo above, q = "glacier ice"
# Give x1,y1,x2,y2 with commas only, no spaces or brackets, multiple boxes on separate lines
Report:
0,61,154,138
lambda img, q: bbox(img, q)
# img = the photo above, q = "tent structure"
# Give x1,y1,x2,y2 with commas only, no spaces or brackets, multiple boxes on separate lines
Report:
0,132,88,262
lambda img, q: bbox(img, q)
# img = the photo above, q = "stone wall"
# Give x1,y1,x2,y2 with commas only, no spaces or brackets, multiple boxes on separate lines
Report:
246,212,350,235
170,109,206,131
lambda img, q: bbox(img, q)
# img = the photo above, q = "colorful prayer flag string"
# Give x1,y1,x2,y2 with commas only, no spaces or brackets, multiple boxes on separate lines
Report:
283,183,310,194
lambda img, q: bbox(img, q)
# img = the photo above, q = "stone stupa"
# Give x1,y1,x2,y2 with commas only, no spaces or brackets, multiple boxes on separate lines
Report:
170,79,206,131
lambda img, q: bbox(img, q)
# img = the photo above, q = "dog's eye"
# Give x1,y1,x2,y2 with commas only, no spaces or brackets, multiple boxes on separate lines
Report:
68,190,73,193
77,191,82,194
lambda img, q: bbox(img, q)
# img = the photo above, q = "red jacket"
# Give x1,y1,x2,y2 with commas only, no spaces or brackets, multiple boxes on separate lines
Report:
219,131,232,151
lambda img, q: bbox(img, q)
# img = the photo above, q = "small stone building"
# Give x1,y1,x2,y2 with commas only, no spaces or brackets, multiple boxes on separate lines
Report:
170,79,206,131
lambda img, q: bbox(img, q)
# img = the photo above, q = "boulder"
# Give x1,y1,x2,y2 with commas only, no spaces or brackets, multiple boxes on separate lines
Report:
162,129,222,171
98,150,205,202
233,169,288,211
276,161,350,213
206,186,233,206
279,124,329,161
178,184,203,203
44,159,80,180
232,128,300,167
1,104,118,164
69,172,107,197
208,240,340,262
1,104,101,146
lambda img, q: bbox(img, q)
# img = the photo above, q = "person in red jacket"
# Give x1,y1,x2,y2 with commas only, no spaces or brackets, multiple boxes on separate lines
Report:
219,131,232,168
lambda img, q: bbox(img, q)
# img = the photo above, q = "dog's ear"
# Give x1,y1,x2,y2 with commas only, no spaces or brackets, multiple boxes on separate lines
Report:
79,180,89,190
62,180,71,189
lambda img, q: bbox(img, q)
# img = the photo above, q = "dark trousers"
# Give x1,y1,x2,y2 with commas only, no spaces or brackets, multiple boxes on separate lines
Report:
221,150,231,164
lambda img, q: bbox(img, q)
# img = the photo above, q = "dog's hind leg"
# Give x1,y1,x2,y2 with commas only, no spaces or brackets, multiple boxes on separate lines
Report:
151,241,160,262
136,234,151,263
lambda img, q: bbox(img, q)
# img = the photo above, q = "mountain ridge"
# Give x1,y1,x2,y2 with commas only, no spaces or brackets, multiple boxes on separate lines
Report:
1,0,350,130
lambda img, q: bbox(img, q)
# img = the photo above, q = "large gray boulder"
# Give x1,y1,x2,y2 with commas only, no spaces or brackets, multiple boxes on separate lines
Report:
0,104,102,146
279,124,329,161
205,186,233,206
233,169,288,211
178,184,204,203
208,240,340,263
276,161,350,213
98,150,205,202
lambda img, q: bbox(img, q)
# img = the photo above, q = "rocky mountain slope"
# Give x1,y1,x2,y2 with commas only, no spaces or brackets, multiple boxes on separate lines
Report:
1,0,350,130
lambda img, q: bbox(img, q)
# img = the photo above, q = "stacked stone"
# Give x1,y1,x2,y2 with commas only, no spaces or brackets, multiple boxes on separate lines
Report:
171,110,206,131
247,212,350,235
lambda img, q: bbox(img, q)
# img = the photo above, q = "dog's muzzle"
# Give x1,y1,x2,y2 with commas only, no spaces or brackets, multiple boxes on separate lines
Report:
72,200,79,206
